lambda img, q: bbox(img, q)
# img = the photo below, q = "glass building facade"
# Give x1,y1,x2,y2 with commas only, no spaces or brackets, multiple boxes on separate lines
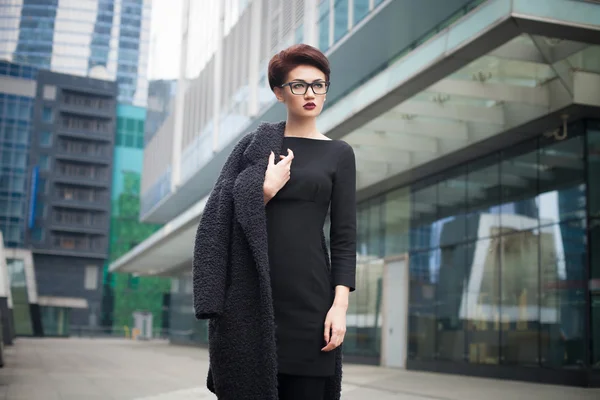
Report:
0,61,37,248
102,104,168,333
334,120,600,373
0,0,152,106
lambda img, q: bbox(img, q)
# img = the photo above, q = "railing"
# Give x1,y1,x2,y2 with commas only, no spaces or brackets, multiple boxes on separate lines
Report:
52,236,105,252
325,0,490,111
63,93,114,112
53,211,106,227
140,167,172,217
57,165,109,181
60,116,112,136
55,188,108,204
58,140,109,158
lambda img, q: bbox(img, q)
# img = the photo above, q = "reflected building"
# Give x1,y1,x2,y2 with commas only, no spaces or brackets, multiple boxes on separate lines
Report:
0,0,152,106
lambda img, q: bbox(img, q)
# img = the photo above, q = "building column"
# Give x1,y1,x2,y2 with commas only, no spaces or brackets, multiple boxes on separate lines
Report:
303,0,319,48
170,0,191,192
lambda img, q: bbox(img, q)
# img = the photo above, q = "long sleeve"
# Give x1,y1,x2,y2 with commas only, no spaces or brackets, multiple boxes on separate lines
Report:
329,143,357,291
192,133,253,319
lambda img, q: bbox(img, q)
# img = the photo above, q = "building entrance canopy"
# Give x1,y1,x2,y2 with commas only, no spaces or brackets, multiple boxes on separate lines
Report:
110,0,600,276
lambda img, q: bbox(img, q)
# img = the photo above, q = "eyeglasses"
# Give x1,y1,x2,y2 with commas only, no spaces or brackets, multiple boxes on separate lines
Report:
280,80,330,95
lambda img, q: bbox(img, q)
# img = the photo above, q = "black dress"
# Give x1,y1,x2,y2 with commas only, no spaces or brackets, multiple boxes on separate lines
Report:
266,136,357,377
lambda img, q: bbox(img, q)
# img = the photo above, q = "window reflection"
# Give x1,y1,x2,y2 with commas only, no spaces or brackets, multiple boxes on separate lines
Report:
500,143,539,232
408,250,436,361
436,243,468,362
499,230,540,366
540,219,586,368
383,187,410,256
538,135,586,225
467,155,501,241
348,120,597,370
465,238,500,364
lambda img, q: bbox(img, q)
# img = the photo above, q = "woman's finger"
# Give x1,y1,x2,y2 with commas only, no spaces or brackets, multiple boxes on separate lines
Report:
324,320,331,344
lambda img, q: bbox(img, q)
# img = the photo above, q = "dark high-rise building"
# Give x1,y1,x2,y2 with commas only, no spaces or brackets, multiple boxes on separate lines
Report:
26,70,117,333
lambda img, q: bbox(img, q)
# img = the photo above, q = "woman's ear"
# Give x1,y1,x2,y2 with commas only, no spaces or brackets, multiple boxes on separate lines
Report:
273,87,285,103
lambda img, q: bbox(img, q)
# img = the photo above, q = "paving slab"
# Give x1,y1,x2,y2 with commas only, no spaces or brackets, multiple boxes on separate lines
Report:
0,338,598,400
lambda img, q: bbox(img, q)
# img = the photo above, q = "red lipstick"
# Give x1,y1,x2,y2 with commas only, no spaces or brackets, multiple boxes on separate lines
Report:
303,102,316,110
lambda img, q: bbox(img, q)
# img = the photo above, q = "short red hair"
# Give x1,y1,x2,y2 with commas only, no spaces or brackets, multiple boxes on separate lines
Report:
267,44,330,92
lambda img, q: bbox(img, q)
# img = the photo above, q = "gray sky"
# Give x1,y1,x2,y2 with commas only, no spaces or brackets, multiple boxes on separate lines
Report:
148,0,183,80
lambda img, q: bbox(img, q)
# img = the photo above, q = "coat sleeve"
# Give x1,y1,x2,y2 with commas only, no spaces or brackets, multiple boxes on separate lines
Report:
192,133,253,319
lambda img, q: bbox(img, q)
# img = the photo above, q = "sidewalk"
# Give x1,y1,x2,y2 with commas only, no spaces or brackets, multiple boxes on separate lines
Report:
0,338,597,400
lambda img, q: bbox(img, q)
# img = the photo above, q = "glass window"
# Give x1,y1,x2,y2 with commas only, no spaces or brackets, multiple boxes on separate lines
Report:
16,127,29,145
6,258,33,335
465,238,500,365
18,101,30,120
84,265,99,290
408,249,436,361
42,106,53,123
40,306,70,336
538,134,585,225
117,117,125,132
410,180,437,252
39,154,50,171
437,167,467,247
354,0,370,25
333,0,348,42
588,125,600,219
500,141,539,233
499,229,540,366
540,219,587,368
125,134,135,147
318,0,330,52
466,154,500,240
136,135,144,149
126,118,135,132
30,226,43,241
590,218,600,368
436,243,468,362
383,187,410,256
13,152,26,168
39,131,52,147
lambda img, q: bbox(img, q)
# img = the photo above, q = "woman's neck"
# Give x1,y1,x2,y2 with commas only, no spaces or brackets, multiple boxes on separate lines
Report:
284,115,319,138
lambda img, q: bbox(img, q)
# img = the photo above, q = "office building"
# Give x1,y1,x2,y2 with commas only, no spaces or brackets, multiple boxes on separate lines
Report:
110,0,600,387
27,70,117,334
0,0,152,106
101,103,167,333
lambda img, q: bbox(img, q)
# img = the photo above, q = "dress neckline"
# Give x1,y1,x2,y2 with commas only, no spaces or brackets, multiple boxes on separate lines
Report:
283,136,333,142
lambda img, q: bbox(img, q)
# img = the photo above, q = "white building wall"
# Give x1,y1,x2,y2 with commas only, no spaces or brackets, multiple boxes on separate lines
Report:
141,0,384,213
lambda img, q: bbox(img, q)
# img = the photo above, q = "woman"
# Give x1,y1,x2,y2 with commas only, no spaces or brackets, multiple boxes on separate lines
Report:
193,44,357,400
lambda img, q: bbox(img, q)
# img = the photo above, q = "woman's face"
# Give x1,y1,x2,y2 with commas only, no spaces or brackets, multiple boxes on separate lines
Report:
274,65,328,119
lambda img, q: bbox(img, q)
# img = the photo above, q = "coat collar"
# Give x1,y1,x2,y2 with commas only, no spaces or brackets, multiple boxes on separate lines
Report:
243,120,286,165
233,120,286,279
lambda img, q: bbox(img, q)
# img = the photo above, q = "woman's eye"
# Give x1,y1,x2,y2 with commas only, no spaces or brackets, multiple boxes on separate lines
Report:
292,83,306,89
314,83,324,89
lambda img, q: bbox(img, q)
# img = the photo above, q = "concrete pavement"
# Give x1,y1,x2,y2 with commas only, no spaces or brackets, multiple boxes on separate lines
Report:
0,338,597,400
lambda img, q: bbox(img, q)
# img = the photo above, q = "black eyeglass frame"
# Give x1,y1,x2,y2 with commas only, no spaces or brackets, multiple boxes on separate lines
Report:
279,80,331,95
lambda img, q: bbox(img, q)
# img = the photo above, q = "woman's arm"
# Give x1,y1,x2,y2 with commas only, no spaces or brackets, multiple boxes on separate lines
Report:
322,143,357,352
329,143,357,292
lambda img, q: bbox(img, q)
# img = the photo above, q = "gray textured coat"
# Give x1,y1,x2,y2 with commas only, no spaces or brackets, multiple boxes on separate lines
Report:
192,121,343,400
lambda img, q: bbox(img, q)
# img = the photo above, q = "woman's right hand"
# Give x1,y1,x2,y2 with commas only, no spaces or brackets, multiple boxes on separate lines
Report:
263,148,294,204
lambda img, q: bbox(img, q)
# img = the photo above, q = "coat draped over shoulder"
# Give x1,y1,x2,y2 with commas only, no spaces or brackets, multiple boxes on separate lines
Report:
192,121,343,400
